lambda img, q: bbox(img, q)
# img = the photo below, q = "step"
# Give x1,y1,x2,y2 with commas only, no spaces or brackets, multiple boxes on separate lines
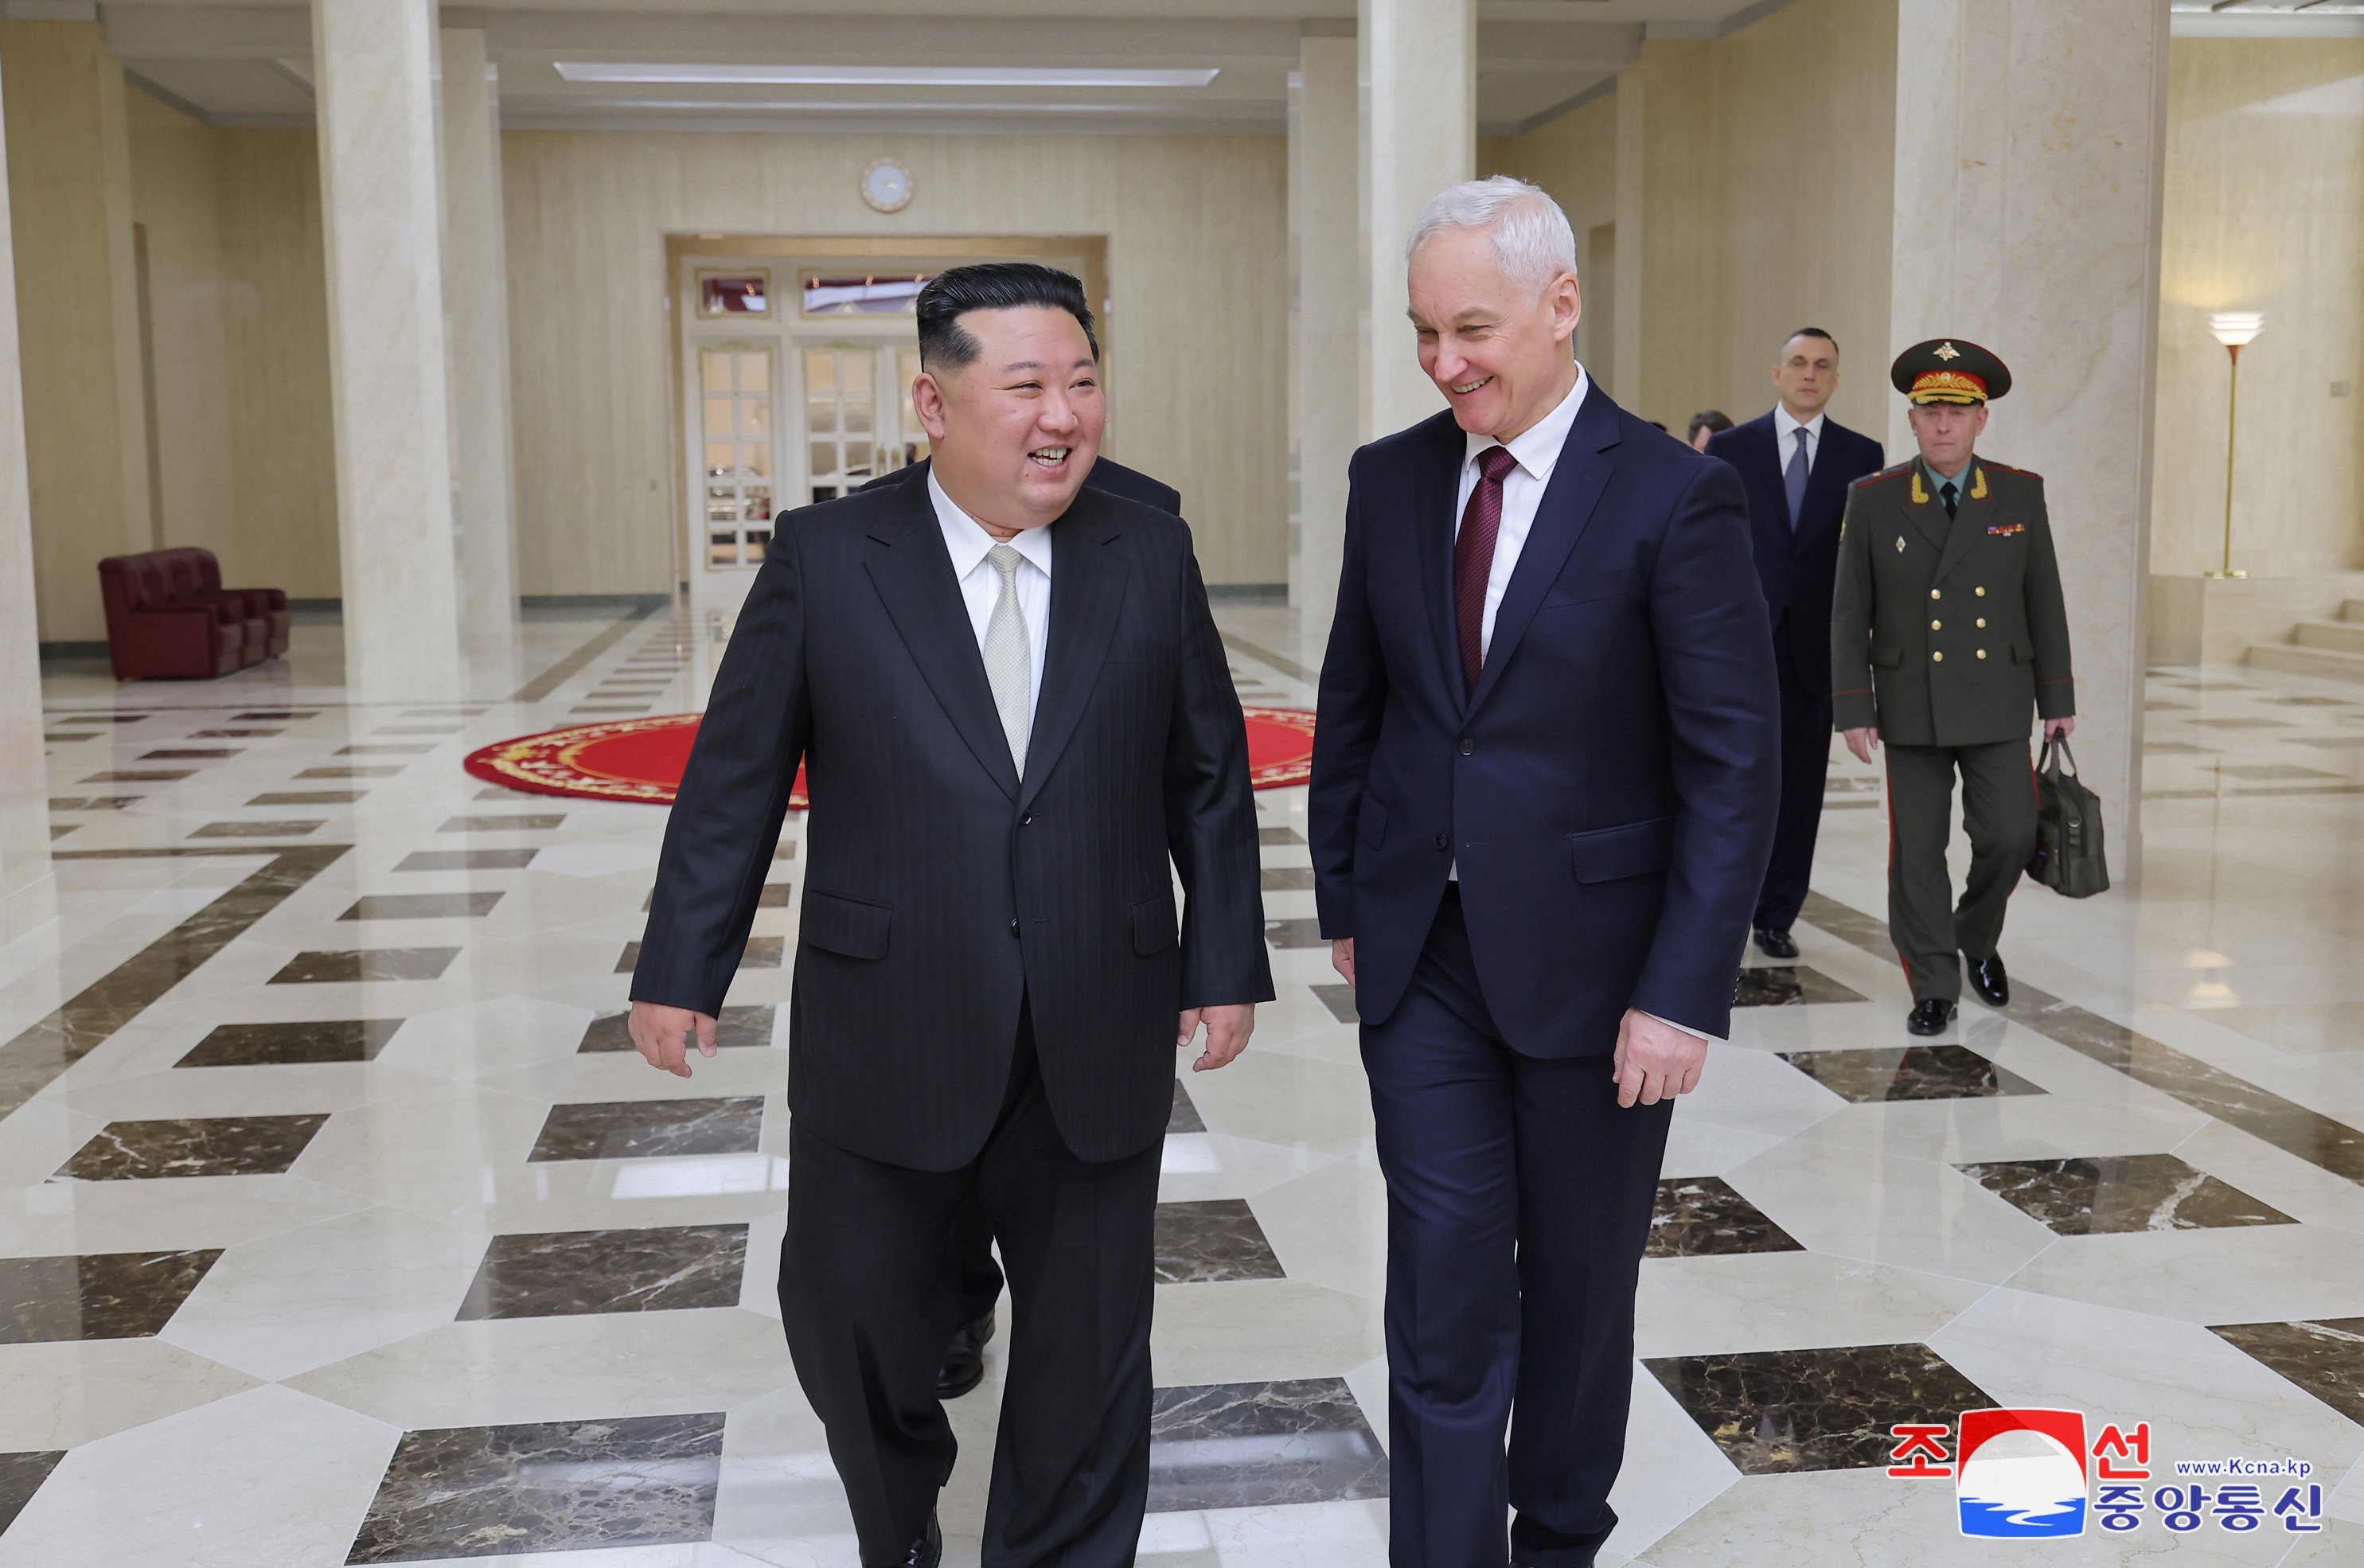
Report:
2245,642,2364,685
2294,618,2364,653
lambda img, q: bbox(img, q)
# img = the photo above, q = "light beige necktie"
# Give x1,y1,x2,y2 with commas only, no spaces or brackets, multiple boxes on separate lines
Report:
983,543,1032,773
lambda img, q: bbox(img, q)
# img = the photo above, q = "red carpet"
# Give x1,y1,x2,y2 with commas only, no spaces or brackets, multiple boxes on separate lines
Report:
466,707,1317,807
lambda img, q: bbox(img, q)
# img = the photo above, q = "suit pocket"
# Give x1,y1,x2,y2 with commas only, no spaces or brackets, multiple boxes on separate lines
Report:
1540,569,1633,609
2010,638,2033,665
1569,816,1676,884
801,891,890,961
1357,796,1391,849
1870,645,1904,669
1132,892,1178,956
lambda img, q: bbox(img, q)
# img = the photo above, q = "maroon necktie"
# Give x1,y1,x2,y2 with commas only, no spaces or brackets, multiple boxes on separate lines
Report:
1453,446,1520,692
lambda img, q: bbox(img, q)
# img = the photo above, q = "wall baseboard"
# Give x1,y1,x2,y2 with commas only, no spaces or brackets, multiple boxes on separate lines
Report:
1206,583,1287,603
36,642,111,661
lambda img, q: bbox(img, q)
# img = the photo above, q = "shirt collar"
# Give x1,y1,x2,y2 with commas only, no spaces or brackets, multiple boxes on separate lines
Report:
1465,361,1590,481
1918,455,1972,493
928,468,1053,577
1774,405,1826,442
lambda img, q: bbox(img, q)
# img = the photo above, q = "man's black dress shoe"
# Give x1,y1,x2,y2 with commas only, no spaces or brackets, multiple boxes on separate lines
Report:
1906,998,1957,1036
899,1511,942,1568
1967,951,2010,1008
1753,926,1799,959
935,1311,994,1400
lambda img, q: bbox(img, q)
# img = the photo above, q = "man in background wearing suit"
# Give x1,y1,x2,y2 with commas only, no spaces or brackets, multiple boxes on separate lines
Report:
1312,177,1777,1568
1706,329,1884,959
858,428,1184,1405
630,263,1272,1568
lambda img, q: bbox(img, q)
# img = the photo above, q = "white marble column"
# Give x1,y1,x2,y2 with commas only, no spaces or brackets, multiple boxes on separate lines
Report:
1890,0,2170,866
1289,33,1359,628
0,67,55,946
312,0,464,701
440,27,522,688
1360,0,1474,442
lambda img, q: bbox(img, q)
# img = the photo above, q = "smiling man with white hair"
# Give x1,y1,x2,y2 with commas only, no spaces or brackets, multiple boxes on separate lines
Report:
1310,176,1780,1568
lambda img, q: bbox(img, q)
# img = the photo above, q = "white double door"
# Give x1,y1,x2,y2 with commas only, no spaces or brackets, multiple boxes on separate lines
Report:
689,340,927,612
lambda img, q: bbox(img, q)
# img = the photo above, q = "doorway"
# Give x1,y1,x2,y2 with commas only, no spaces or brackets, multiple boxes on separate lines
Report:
669,235,1107,620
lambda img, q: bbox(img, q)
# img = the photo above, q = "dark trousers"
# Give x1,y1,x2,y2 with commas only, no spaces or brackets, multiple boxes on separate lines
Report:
1753,622,1833,933
954,1197,1005,1326
782,1013,1164,1567
1883,739,2038,1002
1362,889,1675,1568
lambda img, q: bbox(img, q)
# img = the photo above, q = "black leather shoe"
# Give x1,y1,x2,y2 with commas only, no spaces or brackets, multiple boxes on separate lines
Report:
900,1512,942,1568
1966,950,2010,1008
935,1311,994,1400
1753,926,1799,959
1906,999,1957,1036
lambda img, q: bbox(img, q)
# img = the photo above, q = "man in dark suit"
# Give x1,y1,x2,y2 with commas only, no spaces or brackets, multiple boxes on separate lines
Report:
857,449,1187,1402
1705,329,1885,959
1311,177,1777,1568
630,263,1271,1568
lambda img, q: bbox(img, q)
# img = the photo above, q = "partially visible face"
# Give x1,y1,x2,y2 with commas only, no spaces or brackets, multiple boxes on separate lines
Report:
1689,425,1715,453
1771,333,1839,418
1406,225,1580,443
912,305,1103,532
1907,401,1988,474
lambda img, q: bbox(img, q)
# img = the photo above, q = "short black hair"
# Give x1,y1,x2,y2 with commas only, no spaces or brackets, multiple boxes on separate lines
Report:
1687,409,1733,440
1781,326,1839,356
915,263,1098,371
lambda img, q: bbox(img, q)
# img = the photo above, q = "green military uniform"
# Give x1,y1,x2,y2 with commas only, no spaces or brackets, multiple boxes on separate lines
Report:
1829,340,2073,1008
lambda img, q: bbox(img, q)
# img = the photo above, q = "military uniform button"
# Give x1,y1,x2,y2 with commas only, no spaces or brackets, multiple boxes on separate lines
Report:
1933,651,1945,662
1976,649,1988,660
1930,589,1942,601
1975,587,1987,597
1976,618,1987,629
1930,619,1941,630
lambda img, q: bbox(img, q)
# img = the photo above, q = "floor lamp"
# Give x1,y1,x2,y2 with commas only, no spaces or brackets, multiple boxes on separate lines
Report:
2206,310,2265,579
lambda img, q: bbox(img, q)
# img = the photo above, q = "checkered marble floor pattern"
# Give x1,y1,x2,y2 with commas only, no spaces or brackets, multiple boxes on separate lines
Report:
4,601,2364,1566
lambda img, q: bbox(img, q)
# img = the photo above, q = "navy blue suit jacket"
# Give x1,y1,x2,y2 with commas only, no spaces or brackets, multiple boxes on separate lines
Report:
1704,412,1882,696
1310,386,1781,1051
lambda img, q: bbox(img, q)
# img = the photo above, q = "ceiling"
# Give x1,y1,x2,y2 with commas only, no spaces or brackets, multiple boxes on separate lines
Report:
77,0,1767,137
33,0,2364,138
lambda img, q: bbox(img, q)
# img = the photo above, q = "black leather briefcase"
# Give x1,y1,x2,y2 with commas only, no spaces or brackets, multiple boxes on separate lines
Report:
2028,739,2109,898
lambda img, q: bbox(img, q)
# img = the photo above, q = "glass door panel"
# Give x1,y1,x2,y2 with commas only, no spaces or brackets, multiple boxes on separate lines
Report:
699,346,776,567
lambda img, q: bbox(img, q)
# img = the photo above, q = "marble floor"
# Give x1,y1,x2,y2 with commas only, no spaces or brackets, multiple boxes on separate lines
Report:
3,600,2363,1566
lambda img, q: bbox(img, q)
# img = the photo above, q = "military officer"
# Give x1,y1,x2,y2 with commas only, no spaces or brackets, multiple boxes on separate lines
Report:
1830,340,2074,1036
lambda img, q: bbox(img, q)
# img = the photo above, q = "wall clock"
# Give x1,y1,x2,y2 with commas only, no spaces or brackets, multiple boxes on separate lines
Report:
860,158,914,214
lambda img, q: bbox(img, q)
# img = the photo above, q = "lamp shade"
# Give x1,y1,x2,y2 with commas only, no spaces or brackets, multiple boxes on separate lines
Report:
2209,310,2265,348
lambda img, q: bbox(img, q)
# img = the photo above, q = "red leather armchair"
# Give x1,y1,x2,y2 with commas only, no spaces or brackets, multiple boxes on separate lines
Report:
97,548,291,680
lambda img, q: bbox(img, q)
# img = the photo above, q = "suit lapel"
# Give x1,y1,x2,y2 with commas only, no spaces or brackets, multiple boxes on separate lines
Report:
1413,414,1469,708
1933,462,1988,583
863,483,1021,801
1796,427,1850,547
1465,383,1618,717
1018,495,1129,811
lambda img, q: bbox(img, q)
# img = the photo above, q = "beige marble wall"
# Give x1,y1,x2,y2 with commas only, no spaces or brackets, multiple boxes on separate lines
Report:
1,19,154,644
1291,34,1359,619
311,0,465,700
0,63,54,946
1891,0,2171,858
126,90,234,565
440,29,522,682
1481,0,1896,438
499,130,1287,591
2152,38,2364,580
1359,0,1473,441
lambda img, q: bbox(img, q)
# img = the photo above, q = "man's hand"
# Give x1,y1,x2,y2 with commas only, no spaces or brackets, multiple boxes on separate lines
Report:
1842,726,1880,766
1612,1008,1707,1108
2043,716,2076,742
630,1000,717,1079
1179,1004,1256,1072
1330,938,1355,987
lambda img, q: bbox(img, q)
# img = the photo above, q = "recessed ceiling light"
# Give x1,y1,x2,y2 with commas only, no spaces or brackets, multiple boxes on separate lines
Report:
553,63,1220,88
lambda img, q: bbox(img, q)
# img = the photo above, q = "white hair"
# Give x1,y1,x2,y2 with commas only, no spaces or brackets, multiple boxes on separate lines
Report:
1406,175,1578,292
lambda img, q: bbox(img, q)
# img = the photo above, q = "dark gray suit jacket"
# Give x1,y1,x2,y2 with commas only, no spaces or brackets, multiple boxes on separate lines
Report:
632,478,1271,1170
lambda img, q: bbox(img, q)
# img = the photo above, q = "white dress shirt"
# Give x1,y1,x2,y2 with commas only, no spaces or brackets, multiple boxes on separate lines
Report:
1454,363,1590,661
1449,365,1720,1046
929,470,1051,720
1773,404,1825,474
